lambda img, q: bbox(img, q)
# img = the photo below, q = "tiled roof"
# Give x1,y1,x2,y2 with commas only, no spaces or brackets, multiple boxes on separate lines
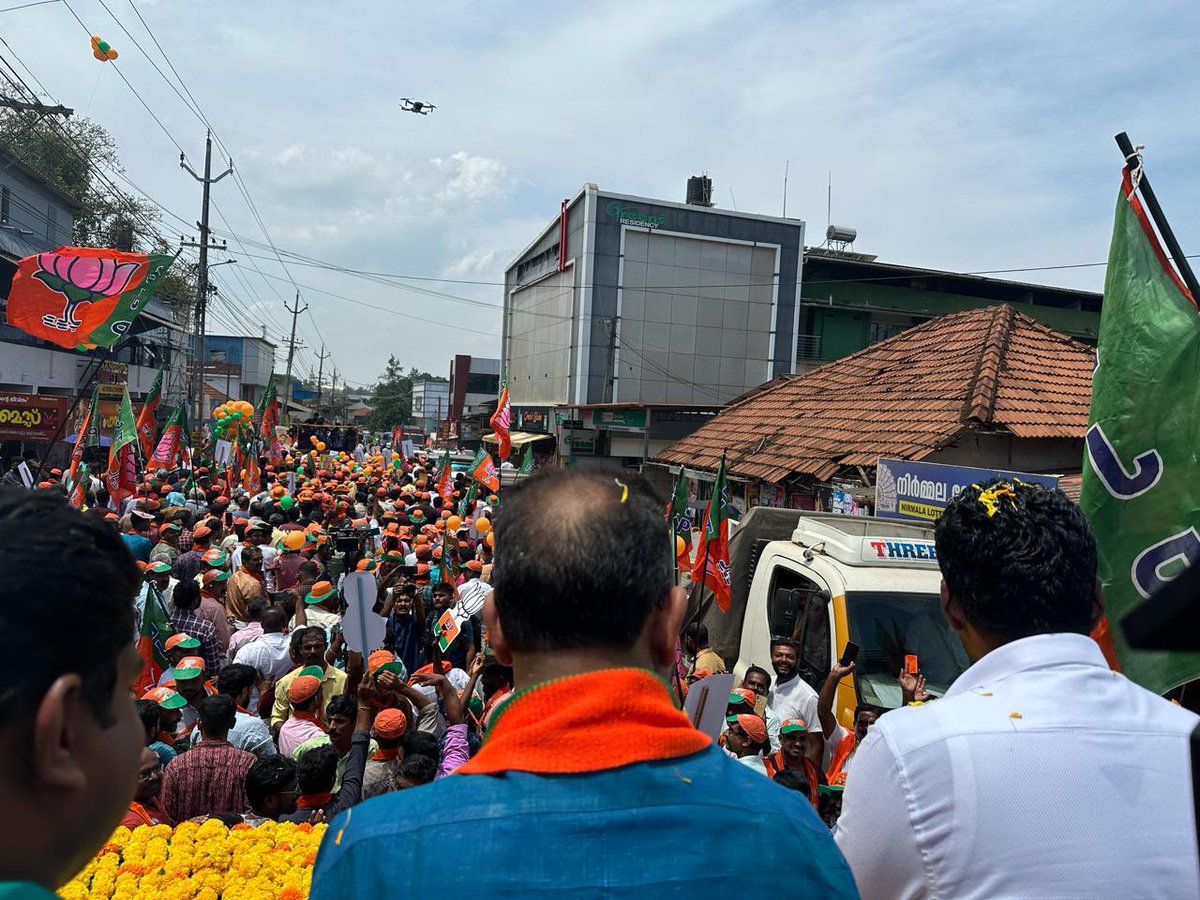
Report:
652,305,1094,482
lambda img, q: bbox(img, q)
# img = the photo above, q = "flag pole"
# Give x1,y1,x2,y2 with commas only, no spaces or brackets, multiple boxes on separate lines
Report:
34,346,114,477
682,451,725,634
1115,133,1200,300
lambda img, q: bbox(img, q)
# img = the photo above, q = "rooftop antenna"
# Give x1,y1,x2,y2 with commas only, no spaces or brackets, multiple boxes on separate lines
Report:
826,170,832,240
782,160,789,217
728,186,738,211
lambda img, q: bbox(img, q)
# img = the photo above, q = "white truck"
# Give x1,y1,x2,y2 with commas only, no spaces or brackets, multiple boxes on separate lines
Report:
711,509,970,726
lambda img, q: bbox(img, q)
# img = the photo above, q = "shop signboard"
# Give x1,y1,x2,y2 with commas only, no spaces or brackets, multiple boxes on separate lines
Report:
0,392,73,441
875,457,1060,522
586,408,648,432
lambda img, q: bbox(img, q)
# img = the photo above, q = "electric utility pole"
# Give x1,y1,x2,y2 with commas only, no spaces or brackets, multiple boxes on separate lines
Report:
314,343,329,418
181,131,232,422
282,292,307,425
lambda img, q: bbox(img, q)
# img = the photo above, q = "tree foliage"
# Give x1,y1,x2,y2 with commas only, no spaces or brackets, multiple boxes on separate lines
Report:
0,112,163,250
364,355,445,430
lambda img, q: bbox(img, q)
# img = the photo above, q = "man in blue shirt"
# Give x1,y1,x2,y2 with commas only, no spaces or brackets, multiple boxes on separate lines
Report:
311,470,857,899
120,509,154,563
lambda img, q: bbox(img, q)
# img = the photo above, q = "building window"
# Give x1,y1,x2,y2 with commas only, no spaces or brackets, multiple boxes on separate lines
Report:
0,187,9,224
466,372,499,394
869,321,906,344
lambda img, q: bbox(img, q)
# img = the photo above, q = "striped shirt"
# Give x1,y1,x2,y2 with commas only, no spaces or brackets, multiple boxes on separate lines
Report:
160,739,255,822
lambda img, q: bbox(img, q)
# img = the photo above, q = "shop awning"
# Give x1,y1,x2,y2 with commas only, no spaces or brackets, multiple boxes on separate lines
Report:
483,430,554,447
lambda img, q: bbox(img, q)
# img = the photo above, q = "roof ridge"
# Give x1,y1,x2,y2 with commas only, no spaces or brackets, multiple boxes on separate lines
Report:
961,304,1015,424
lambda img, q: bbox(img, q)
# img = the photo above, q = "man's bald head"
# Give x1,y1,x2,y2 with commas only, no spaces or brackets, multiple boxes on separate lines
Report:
490,470,673,653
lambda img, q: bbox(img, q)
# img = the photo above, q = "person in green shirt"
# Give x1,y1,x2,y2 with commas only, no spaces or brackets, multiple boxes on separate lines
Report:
0,490,146,896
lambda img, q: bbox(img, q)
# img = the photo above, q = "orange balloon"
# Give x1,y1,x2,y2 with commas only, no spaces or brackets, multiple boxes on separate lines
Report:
310,435,319,445
474,516,491,533
485,531,494,548
446,515,462,531
676,535,686,556
309,449,318,457
317,442,327,451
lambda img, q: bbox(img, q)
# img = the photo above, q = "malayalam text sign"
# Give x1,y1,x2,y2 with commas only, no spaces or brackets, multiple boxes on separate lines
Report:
875,457,1060,522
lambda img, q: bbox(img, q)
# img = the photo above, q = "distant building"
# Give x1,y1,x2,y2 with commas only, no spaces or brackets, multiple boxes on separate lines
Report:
503,179,805,469
200,335,276,414
795,247,1102,371
448,355,499,444
412,378,450,435
0,144,187,464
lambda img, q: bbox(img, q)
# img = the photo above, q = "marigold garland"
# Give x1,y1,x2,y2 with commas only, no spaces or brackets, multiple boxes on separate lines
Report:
59,819,325,899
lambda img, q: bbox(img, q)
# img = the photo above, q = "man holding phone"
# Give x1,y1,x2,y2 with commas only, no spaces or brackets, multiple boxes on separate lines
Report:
815,653,882,787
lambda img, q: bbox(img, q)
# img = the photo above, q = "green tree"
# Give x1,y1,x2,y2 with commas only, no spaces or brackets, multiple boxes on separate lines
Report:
0,112,162,249
364,356,444,430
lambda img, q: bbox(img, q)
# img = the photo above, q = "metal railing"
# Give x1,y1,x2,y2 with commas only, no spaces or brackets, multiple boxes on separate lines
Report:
795,334,823,359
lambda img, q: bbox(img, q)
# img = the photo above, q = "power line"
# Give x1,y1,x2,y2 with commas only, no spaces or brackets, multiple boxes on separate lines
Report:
0,0,60,15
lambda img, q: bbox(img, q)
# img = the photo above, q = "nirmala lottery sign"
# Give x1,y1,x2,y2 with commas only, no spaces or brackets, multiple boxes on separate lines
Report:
874,457,1060,522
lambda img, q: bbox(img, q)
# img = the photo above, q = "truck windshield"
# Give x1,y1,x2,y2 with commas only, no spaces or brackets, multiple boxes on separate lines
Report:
844,591,971,709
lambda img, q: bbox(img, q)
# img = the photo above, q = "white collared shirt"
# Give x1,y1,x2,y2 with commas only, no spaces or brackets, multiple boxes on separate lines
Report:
768,673,820,732
835,632,1200,899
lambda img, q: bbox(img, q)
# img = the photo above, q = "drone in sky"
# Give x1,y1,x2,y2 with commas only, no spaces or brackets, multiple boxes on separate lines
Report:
400,98,436,116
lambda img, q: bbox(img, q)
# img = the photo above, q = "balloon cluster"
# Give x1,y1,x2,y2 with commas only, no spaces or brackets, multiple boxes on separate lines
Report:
213,399,255,440
309,434,327,453
90,35,118,61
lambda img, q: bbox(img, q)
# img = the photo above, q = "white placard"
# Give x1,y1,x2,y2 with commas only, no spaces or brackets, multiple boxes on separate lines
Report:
17,461,33,488
682,672,735,740
214,439,232,466
456,579,491,617
341,572,386,654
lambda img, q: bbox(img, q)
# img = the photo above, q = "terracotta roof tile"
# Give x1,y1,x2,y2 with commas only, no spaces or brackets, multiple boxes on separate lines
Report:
652,305,1094,481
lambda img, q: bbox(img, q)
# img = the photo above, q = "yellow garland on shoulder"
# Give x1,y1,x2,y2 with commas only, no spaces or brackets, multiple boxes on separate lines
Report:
59,819,326,900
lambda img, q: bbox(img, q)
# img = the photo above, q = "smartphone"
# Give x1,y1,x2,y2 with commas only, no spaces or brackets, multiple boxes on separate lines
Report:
904,654,919,674
839,641,860,667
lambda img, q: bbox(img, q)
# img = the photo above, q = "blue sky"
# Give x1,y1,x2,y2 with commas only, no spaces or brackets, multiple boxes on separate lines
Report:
3,0,1199,383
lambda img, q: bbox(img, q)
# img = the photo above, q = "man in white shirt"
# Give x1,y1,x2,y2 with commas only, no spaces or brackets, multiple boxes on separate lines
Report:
232,607,294,708
767,639,823,764
835,480,1200,899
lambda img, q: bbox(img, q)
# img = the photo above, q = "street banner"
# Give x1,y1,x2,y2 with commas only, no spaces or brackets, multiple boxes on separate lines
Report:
5,247,175,349
0,391,73,441
874,457,1060,522
1080,166,1200,693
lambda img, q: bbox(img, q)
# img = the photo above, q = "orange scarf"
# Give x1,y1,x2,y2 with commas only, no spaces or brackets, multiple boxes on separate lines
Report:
127,801,164,826
370,747,400,762
296,791,333,809
290,710,327,732
456,668,710,776
826,732,856,787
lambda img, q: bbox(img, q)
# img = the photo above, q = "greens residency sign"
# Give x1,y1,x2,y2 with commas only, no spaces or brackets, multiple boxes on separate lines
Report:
874,457,1060,522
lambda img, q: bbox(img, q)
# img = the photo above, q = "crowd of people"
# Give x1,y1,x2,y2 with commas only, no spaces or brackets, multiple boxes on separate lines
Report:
0,446,1197,898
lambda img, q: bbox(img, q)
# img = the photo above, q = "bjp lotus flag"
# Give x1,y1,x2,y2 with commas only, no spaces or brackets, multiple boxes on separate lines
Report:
5,247,176,350
469,446,500,492
489,378,512,461
134,367,163,458
105,388,138,507
690,454,732,612
435,450,453,499
147,405,187,471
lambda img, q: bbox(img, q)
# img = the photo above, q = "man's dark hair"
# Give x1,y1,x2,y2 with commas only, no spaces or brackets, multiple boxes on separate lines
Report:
431,581,454,596
396,753,436,787
935,480,1097,639
773,769,810,795
173,580,202,611
216,663,256,699
770,638,799,654
0,490,138,727
325,694,356,721
245,755,296,809
483,658,514,685
290,626,327,658
245,597,268,621
745,664,772,684
262,606,288,634
296,744,338,793
683,623,708,646
198,694,237,736
401,730,439,761
298,560,321,580
491,470,671,653
135,698,160,736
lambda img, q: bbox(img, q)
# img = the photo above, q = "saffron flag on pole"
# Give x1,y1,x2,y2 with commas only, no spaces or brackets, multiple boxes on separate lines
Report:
135,584,173,694
489,378,512,461
68,386,99,489
105,387,138,507
435,450,453,500
258,373,279,440
147,405,187,471
469,446,500,492
134,367,163,458
1079,163,1200,694
4,247,176,350
668,469,693,571
690,455,732,612
518,441,535,475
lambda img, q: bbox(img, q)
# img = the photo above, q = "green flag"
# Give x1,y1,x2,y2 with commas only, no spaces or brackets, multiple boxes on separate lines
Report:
458,482,477,517
668,469,693,568
518,442,534,475
1079,171,1200,694
83,384,102,448
105,388,138,505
